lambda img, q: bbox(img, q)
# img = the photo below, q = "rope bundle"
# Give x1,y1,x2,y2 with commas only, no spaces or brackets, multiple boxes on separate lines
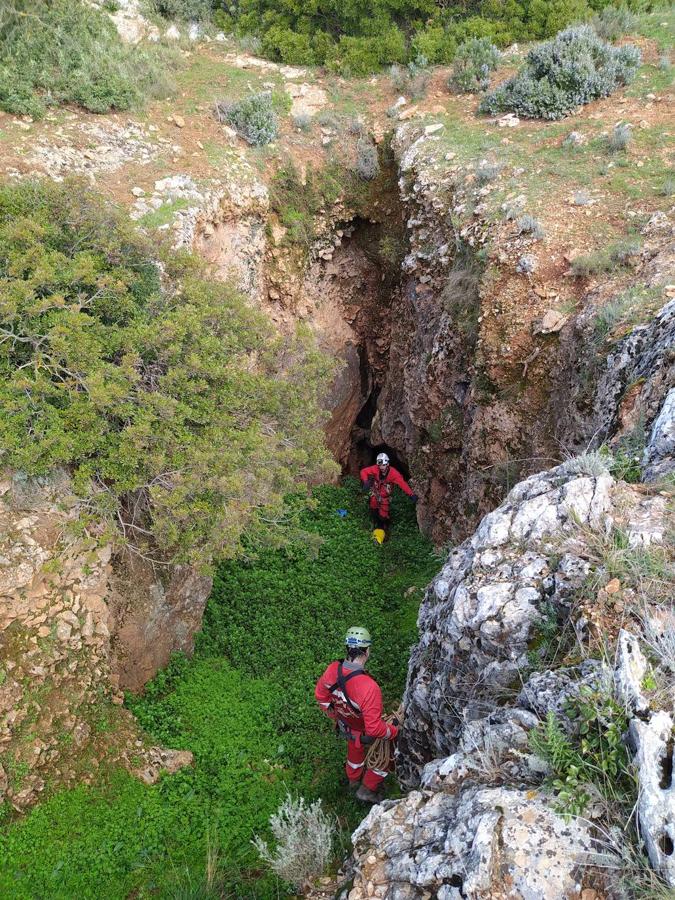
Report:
365,705,403,772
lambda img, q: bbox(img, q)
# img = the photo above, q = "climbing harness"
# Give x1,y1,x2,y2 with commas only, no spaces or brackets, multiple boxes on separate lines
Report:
327,661,365,718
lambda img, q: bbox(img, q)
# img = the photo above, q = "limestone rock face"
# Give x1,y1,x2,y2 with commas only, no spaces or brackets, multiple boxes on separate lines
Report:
109,560,212,693
643,387,675,482
398,466,614,784
349,785,603,900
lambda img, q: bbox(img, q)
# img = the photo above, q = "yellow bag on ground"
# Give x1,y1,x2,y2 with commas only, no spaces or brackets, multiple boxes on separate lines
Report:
372,528,386,544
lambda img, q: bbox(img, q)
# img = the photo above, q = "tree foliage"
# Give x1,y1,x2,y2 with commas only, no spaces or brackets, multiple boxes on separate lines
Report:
0,181,336,568
214,0,647,73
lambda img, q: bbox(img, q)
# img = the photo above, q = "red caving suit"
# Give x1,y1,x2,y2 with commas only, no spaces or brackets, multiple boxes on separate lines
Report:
315,660,398,790
359,464,414,521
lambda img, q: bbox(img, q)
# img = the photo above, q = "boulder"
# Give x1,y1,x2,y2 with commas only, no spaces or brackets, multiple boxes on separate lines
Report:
349,785,609,899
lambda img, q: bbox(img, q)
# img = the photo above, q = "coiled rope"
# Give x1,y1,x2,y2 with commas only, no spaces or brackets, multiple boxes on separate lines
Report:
365,705,403,772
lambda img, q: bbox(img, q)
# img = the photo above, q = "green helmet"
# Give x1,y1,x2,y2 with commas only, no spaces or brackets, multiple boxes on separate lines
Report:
345,626,372,649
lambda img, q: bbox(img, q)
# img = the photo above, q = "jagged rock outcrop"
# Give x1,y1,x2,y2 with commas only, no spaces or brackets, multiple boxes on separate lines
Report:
398,466,616,783
349,786,607,900
615,628,675,887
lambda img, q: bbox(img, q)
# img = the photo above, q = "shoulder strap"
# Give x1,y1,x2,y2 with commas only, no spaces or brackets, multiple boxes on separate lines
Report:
327,661,364,714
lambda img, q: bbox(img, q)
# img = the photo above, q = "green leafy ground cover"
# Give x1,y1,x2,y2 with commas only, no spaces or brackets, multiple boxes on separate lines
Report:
0,482,437,898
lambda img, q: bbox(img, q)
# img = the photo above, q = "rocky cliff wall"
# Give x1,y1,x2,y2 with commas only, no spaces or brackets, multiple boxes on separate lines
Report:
0,472,204,808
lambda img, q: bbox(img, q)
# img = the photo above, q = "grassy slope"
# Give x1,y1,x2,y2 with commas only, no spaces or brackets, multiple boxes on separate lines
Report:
0,482,437,898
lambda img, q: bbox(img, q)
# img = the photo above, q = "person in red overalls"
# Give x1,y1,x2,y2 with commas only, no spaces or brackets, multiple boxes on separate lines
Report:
360,452,417,540
315,627,398,804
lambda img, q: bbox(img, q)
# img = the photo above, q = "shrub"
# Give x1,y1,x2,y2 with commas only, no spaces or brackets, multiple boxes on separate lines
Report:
480,25,641,120
253,795,334,892
152,0,212,21
0,180,335,569
354,137,380,181
0,0,174,118
475,160,502,183
390,56,430,99
607,122,631,153
449,38,500,93
411,25,457,65
516,254,536,274
661,176,675,197
292,112,312,131
591,5,635,42
570,239,640,277
559,450,610,476
260,26,314,65
517,214,545,239
215,91,278,145
327,27,407,77
529,686,636,818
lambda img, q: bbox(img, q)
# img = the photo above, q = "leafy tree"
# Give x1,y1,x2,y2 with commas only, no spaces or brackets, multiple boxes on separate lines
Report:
0,181,336,569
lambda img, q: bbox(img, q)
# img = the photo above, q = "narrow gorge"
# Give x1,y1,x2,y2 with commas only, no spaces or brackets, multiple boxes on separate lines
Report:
0,6,674,898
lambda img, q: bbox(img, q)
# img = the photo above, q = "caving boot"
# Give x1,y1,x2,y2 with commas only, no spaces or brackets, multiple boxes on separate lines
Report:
355,784,383,804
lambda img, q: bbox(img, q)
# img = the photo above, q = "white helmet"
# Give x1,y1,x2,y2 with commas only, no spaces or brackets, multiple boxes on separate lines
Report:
376,452,390,466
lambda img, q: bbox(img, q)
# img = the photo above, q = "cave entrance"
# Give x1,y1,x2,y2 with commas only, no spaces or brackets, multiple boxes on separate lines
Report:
345,387,410,479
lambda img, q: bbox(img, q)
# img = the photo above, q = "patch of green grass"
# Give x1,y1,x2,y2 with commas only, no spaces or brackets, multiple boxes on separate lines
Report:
138,198,191,229
0,483,436,898
592,285,664,344
633,7,675,51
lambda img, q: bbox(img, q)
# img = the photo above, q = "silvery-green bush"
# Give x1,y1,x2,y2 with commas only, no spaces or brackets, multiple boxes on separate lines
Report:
253,795,334,892
354,137,380,180
480,26,640,120
215,91,278,145
449,38,500,93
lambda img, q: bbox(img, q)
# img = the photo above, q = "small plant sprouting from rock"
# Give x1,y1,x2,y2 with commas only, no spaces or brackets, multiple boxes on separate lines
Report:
529,686,636,818
607,123,632,154
252,794,334,893
516,214,545,239
354,137,380,181
516,254,536,274
449,38,500,93
215,91,278,146
558,450,610,477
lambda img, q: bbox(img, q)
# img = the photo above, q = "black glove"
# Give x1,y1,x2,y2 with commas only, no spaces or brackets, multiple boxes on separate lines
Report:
360,733,375,746
410,494,419,504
